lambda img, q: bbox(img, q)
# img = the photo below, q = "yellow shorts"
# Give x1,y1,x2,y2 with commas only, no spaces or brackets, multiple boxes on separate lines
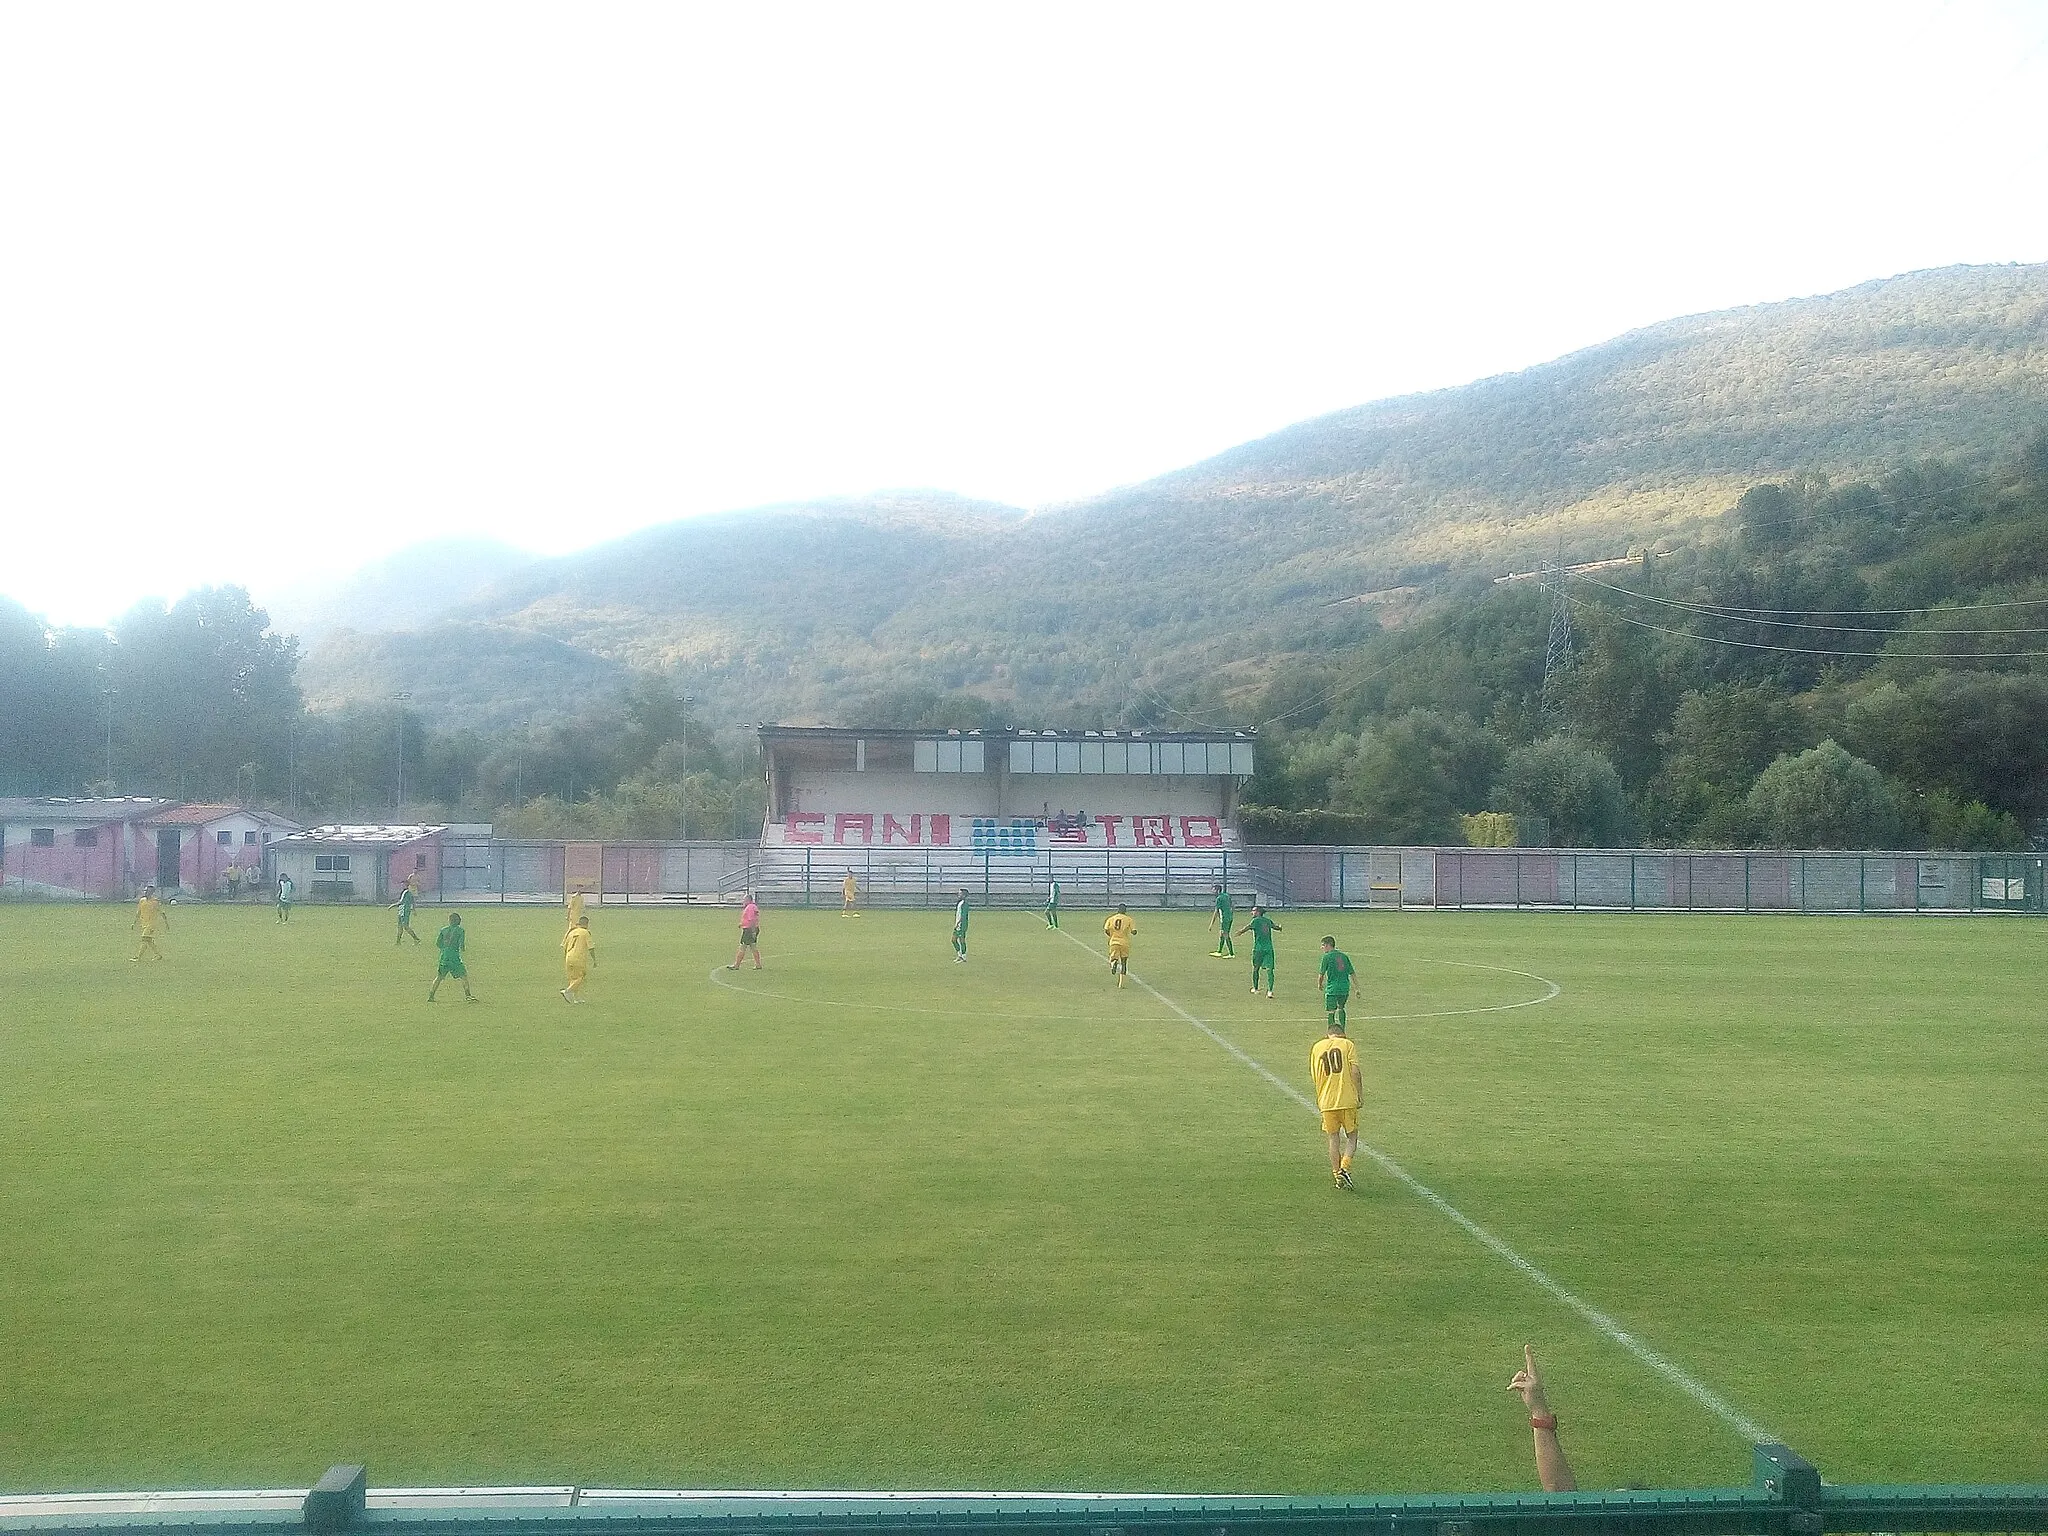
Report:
1320,1108,1358,1134
565,963,587,982
1108,944,1130,960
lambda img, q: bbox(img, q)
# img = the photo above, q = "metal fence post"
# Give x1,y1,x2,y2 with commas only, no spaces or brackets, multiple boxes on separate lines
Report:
1629,854,1636,911
1338,852,1346,909
983,851,991,902
1744,855,1751,913
803,847,812,906
1514,854,1522,909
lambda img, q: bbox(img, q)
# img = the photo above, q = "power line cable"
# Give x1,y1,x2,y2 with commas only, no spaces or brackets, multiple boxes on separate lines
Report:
1566,571,2048,631
1257,590,1500,730
1130,678,1235,732
1572,598,2048,661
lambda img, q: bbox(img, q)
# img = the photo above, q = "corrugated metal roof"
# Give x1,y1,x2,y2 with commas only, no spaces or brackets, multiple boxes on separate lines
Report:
143,803,301,828
0,796,174,823
277,824,448,845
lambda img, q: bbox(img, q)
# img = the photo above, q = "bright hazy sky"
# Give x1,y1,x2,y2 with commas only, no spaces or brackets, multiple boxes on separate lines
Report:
5,2,2047,628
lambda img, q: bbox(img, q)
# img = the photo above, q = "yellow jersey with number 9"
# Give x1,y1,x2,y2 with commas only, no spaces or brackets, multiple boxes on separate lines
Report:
1104,913,1135,953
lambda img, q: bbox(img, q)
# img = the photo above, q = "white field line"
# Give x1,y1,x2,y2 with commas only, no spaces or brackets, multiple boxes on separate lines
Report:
1052,926,1774,1445
706,956,1558,1023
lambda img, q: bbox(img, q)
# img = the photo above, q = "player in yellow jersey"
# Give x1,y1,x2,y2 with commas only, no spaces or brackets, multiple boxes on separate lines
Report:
1103,904,1136,987
561,914,595,1003
567,888,586,930
1309,1017,1363,1189
842,869,860,918
131,885,169,961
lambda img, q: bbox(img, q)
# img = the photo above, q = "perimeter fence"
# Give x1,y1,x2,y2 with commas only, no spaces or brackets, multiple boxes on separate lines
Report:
1241,848,2048,914
428,838,2046,915
2,1447,2044,1536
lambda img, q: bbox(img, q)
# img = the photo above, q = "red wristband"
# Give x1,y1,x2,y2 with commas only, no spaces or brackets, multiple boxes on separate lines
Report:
1530,1412,1557,1431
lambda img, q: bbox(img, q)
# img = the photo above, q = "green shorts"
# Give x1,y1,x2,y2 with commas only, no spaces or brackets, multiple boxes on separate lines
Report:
437,955,466,978
1324,989,1351,1009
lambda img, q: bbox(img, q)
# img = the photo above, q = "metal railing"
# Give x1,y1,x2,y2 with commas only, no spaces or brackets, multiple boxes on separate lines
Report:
2,1446,2042,1536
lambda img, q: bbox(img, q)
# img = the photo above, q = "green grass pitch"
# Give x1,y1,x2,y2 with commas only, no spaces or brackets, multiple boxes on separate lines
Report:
2,901,2042,1495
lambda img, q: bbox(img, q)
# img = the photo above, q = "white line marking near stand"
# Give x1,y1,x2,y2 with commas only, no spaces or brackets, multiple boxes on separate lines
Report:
1051,926,1774,1445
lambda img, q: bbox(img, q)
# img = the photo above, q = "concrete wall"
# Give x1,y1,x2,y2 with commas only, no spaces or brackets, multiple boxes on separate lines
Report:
0,819,130,897
174,814,286,893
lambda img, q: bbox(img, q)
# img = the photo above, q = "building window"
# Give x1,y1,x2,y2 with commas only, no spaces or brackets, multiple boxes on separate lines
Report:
30,828,55,847
415,852,427,869
74,828,99,848
917,738,986,773
244,830,258,844
262,831,272,843
217,830,235,845
314,854,353,873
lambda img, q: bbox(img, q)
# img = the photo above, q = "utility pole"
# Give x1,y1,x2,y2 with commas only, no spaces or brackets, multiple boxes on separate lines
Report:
100,682,116,787
392,693,411,816
1539,547,1574,731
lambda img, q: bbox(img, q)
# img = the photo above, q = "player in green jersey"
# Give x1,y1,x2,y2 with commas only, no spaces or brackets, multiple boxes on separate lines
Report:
1318,935,1355,1030
1239,906,1280,997
952,889,970,962
392,876,421,945
1045,877,1061,929
1210,883,1235,956
428,912,478,1002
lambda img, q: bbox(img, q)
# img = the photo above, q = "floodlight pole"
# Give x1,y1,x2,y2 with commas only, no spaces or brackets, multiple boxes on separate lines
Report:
392,693,411,815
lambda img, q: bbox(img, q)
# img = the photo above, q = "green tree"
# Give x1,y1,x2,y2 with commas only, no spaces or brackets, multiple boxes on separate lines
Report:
108,587,301,799
1745,740,1899,848
1645,683,1808,842
1904,789,2026,852
1558,608,1692,789
1330,711,1502,844
1843,673,2048,826
1496,736,1629,847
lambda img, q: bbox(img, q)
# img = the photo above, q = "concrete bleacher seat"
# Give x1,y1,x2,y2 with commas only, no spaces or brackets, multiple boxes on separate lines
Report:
748,819,1244,908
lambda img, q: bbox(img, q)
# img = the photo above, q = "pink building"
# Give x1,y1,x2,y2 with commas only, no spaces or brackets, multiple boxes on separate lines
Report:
0,798,175,899
139,804,304,897
270,825,448,903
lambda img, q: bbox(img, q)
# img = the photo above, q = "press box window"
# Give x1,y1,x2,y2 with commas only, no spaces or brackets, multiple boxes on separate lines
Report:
73,828,99,848
314,854,353,873
217,830,235,845
244,830,258,845
30,828,56,847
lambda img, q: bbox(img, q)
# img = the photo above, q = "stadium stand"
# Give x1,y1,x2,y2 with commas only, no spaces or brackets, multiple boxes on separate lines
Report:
752,726,1256,905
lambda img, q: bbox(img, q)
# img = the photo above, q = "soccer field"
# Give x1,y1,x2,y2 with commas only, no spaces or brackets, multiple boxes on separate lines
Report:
2,902,2042,1496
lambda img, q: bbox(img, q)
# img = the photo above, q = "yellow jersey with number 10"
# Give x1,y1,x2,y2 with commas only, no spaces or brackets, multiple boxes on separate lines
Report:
1310,1034,1359,1112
